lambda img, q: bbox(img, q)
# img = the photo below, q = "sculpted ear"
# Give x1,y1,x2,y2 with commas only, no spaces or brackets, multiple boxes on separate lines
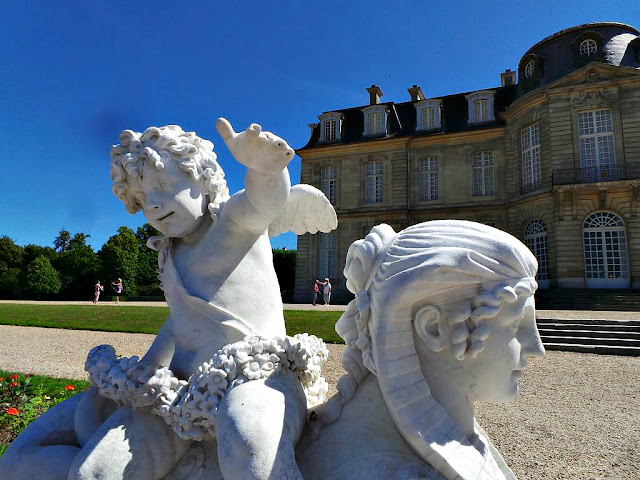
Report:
414,305,447,352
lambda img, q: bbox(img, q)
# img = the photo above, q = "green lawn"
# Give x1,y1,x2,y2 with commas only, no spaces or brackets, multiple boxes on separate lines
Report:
0,304,344,344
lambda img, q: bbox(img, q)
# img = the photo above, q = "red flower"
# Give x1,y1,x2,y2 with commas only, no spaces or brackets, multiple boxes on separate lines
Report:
64,384,75,391
9,374,19,380
25,373,33,378
6,407,19,416
9,381,18,388
0,377,4,382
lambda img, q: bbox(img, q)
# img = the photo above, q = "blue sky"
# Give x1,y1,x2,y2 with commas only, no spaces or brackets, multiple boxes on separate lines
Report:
1,1,638,251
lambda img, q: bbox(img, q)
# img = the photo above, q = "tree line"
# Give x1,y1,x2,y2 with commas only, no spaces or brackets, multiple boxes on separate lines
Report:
0,225,296,301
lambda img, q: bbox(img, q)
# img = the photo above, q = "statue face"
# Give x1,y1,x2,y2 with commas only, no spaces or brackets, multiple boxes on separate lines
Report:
130,157,208,238
463,295,544,403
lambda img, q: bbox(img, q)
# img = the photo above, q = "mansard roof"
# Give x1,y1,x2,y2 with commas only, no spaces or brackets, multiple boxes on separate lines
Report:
299,85,518,151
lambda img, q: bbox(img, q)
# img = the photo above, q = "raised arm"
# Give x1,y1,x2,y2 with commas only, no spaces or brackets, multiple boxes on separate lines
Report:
216,118,293,233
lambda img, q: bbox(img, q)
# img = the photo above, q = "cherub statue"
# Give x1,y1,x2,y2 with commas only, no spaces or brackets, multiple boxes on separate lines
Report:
0,119,336,480
296,220,545,480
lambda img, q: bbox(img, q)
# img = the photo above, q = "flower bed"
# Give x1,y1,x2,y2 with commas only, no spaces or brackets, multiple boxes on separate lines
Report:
0,371,90,455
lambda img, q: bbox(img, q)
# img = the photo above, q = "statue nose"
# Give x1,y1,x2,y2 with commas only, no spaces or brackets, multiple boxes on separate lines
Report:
523,328,546,358
145,192,163,210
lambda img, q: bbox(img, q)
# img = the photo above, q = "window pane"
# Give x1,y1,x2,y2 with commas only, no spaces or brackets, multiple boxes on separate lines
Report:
578,109,616,171
521,124,541,191
473,151,493,195
317,232,336,280
419,157,438,201
365,161,383,203
578,112,595,135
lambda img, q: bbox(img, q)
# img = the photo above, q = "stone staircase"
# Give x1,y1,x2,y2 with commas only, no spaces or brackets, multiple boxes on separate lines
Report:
536,317,640,356
535,288,640,311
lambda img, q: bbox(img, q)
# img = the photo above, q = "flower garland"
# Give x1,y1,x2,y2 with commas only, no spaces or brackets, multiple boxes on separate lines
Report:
85,333,329,441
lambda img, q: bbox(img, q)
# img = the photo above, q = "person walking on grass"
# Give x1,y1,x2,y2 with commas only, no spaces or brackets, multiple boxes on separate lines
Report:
93,280,104,304
111,278,123,303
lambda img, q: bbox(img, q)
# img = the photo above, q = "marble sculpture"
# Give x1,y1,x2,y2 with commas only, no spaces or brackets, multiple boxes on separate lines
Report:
0,119,544,480
0,119,336,479
297,221,545,480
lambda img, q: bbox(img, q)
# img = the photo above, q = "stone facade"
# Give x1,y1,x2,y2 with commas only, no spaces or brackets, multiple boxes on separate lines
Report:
294,23,640,303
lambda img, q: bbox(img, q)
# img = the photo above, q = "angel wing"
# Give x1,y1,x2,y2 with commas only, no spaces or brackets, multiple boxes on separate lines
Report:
268,184,338,238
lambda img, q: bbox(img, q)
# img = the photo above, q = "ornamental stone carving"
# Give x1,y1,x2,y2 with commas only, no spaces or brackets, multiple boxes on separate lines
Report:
571,88,617,105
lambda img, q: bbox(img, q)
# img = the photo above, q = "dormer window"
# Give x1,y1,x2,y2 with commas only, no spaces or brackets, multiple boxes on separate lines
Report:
580,39,597,57
571,32,603,66
362,105,387,136
415,99,442,131
524,60,535,79
318,112,342,143
466,91,495,124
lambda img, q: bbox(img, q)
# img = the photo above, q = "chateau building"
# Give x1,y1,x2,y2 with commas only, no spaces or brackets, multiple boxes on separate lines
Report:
293,22,640,303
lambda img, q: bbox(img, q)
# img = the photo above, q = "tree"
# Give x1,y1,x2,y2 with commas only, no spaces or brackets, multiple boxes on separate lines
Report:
69,233,91,249
0,264,21,298
99,226,139,296
23,255,61,298
0,237,25,299
54,230,72,253
0,236,24,269
23,244,56,266
135,224,161,296
54,233,99,299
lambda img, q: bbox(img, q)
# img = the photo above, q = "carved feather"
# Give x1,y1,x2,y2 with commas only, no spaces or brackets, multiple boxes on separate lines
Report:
268,184,338,238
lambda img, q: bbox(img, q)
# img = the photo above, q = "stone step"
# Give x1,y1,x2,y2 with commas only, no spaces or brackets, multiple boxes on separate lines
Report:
536,319,640,328
543,343,640,356
540,335,640,348
537,328,640,340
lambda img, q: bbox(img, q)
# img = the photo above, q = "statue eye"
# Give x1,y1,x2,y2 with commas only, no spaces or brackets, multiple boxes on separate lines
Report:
159,179,173,190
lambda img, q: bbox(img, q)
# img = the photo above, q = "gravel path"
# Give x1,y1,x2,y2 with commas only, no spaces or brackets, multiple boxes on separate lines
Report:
1,325,638,479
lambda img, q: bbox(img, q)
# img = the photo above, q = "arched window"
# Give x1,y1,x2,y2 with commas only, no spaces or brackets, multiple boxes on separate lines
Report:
524,219,549,289
580,39,598,57
524,60,535,79
583,212,629,288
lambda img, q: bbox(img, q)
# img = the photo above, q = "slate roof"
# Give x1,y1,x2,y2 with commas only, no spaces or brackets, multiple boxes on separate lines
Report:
298,85,518,151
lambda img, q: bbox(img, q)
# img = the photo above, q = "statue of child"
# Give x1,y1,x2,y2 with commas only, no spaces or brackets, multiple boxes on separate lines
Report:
70,119,335,479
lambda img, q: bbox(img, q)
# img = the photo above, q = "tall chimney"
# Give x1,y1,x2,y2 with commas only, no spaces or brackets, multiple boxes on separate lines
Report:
501,69,516,86
408,85,425,102
366,84,384,105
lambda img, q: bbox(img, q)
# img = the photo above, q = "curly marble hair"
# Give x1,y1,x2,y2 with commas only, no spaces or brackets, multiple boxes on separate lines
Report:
313,220,537,431
110,125,230,217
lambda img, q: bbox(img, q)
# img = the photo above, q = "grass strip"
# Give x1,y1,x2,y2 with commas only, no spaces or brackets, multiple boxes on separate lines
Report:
0,304,344,344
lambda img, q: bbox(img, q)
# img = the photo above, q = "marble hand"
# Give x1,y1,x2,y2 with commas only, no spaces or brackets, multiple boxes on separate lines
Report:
216,117,294,175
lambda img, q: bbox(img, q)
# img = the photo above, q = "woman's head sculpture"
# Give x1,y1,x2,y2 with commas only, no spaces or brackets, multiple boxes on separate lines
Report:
323,220,544,480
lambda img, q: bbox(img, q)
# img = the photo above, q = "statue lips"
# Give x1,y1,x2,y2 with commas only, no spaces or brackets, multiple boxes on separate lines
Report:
158,211,175,222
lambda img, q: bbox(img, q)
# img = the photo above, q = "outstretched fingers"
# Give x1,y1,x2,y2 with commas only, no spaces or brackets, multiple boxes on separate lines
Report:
247,123,262,138
216,117,236,141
